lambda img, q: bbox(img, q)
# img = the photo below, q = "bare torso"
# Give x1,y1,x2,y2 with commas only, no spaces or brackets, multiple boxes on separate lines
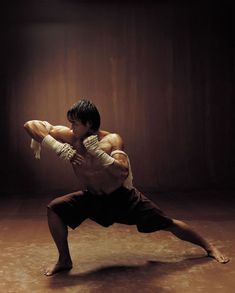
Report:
24,120,131,194
70,130,128,194
50,127,130,194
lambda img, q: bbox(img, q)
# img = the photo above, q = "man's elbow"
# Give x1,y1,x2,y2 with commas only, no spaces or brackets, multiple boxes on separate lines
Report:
24,120,31,130
122,168,129,180
24,120,35,132
117,164,129,180
111,161,129,179
23,121,40,140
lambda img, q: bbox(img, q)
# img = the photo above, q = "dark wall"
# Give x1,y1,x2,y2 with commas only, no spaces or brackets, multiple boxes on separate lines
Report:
0,0,234,194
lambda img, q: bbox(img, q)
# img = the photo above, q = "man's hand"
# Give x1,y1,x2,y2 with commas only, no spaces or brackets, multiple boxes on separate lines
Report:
83,135,99,154
42,135,84,164
83,134,115,166
84,133,129,182
70,153,86,166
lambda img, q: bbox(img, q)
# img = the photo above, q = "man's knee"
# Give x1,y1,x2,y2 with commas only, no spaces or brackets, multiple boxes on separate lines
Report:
47,198,59,210
47,191,84,211
47,197,65,218
163,219,179,231
163,219,190,233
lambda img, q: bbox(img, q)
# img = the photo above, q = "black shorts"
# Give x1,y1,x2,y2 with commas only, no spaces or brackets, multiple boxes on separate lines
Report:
47,187,173,233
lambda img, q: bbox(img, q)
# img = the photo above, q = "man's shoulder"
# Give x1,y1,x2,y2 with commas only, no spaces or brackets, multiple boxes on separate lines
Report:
102,132,124,150
102,132,123,141
50,125,74,143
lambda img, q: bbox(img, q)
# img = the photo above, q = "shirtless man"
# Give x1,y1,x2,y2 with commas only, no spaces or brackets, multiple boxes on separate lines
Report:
24,99,229,276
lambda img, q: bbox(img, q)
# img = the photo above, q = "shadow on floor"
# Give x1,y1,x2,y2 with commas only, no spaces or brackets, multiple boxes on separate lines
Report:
47,256,212,292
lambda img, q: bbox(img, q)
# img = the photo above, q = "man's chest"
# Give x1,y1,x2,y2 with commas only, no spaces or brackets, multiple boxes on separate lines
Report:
72,139,112,157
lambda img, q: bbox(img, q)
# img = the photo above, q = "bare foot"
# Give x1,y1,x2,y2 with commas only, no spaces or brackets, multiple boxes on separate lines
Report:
207,247,230,264
44,261,73,276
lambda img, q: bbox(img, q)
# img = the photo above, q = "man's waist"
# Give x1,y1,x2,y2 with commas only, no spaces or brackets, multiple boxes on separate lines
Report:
86,184,128,196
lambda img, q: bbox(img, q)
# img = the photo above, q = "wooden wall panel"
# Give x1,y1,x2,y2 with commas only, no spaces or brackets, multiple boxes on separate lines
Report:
0,1,234,194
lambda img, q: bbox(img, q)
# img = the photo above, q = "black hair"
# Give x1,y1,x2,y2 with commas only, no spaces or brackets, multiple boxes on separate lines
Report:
67,99,101,131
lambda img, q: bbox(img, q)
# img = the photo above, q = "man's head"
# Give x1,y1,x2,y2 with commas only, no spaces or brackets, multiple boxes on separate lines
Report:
67,99,101,137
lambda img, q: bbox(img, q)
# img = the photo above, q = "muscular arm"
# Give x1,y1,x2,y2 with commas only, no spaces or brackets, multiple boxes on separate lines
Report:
84,133,129,179
24,120,73,143
109,134,129,178
24,120,84,164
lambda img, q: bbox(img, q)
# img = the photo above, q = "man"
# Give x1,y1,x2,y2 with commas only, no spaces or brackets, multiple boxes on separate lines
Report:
24,99,229,276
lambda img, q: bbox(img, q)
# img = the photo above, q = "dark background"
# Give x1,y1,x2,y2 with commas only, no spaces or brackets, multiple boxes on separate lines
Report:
0,0,234,195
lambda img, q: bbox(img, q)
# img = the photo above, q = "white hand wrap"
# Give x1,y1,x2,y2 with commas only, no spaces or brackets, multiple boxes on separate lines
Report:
30,139,41,159
29,121,53,160
110,150,133,189
83,135,115,166
42,135,76,161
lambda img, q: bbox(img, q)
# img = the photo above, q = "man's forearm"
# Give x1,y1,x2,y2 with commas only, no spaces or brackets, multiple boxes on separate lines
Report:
83,135,129,179
24,120,52,142
105,159,129,181
42,135,76,161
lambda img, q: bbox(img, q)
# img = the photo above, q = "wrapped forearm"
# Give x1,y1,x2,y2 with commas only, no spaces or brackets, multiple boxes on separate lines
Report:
42,134,76,161
30,139,41,159
29,121,53,159
83,135,115,166
83,135,128,178
111,150,133,189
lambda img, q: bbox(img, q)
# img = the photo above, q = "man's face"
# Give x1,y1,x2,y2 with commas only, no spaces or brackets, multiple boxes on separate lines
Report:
69,119,92,139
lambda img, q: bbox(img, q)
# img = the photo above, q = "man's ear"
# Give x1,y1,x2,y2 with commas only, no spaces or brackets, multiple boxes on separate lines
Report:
86,120,92,128
86,121,95,134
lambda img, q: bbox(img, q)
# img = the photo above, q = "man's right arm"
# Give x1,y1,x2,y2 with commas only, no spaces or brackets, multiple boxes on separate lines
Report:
24,120,73,143
24,120,84,164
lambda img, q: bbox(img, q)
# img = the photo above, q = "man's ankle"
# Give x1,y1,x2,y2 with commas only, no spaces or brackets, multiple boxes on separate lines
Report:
58,256,72,263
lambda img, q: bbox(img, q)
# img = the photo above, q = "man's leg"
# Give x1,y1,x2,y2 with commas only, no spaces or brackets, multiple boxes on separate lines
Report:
44,208,73,276
164,219,229,263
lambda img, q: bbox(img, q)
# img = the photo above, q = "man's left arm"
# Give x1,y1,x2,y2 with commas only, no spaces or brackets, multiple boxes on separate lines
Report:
83,134,129,179
109,134,129,178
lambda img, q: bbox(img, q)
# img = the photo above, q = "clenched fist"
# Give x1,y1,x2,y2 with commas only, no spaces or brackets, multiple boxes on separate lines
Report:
83,135,99,154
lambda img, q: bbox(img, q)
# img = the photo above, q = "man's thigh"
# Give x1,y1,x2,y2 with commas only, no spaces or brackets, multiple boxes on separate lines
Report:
47,191,92,229
117,188,173,233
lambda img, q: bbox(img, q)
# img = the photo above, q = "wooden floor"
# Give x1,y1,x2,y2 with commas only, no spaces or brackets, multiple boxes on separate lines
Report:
0,190,234,293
